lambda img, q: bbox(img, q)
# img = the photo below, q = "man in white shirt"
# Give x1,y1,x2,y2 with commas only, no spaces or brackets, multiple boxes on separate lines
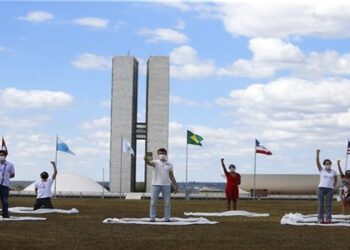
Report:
33,161,57,210
144,148,178,222
0,149,15,218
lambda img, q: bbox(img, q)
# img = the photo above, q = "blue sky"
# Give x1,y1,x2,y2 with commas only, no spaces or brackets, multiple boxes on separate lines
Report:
1,1,350,182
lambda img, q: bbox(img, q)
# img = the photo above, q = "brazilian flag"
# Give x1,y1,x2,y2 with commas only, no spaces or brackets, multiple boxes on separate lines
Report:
187,130,203,146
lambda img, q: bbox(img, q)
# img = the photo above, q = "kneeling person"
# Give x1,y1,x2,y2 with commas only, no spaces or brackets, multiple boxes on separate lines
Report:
33,161,57,210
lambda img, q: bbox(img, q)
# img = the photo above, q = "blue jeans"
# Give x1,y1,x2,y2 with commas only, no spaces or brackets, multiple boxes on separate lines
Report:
150,185,171,221
0,184,9,218
317,187,333,222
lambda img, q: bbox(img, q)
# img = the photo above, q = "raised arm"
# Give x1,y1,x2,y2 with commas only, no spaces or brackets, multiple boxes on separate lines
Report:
337,160,344,177
51,161,57,180
144,156,155,167
221,158,228,174
316,149,322,171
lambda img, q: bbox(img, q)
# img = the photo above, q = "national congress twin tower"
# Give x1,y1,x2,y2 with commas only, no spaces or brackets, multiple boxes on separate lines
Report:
110,56,169,193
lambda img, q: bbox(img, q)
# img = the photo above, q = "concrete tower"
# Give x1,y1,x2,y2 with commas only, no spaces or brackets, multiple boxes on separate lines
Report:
110,55,169,194
145,56,170,192
110,56,138,193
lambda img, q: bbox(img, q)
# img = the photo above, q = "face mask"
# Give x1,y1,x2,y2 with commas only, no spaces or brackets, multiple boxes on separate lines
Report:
159,154,166,161
229,168,235,173
0,156,5,161
325,165,331,170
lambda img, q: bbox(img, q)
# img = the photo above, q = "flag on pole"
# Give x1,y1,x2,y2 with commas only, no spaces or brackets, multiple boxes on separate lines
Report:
347,140,350,154
122,138,134,155
255,139,272,155
56,137,75,155
1,136,8,156
187,130,203,146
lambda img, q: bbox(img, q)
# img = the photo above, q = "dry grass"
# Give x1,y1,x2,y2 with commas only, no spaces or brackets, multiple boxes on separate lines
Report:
2,197,350,249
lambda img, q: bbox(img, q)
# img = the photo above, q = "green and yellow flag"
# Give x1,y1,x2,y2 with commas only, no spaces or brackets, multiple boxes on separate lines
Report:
187,130,203,146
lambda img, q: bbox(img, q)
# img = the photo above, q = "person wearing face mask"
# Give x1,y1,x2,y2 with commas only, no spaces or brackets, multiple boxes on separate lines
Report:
0,149,15,218
221,158,241,210
316,149,337,224
144,148,178,222
33,161,57,210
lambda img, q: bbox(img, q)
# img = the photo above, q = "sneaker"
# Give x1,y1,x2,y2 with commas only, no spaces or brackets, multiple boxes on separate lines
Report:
164,219,172,222
149,219,155,222
322,221,332,224
2,215,9,218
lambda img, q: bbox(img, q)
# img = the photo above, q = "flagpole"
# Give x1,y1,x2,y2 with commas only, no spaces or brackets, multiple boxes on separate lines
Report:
253,139,257,200
119,136,123,199
54,135,58,198
345,139,349,171
102,167,105,199
185,141,189,200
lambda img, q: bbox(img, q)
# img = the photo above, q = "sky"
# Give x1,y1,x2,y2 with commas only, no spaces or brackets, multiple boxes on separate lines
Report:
1,0,350,183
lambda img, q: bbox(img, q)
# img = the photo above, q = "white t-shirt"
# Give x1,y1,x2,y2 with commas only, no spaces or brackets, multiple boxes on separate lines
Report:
0,160,15,187
34,177,54,199
150,160,173,186
318,168,337,189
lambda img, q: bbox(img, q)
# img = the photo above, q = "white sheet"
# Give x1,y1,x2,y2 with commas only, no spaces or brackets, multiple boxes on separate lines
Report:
281,213,350,226
184,210,270,217
6,207,79,214
103,217,218,225
0,216,46,221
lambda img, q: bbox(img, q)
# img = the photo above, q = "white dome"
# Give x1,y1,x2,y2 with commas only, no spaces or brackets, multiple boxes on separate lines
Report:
24,172,109,193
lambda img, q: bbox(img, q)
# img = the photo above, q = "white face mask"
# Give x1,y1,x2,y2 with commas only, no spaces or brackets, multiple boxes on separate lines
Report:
159,154,166,161
229,168,235,173
0,156,5,161
325,165,331,170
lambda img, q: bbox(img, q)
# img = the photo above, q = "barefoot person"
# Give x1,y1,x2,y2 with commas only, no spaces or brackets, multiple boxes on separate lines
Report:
0,149,15,218
144,148,178,222
33,161,57,210
221,158,241,210
337,160,350,214
316,149,337,223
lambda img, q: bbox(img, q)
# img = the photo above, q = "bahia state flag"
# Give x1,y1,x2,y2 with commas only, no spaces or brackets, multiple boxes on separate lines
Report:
255,139,272,155
187,130,203,146
56,137,75,155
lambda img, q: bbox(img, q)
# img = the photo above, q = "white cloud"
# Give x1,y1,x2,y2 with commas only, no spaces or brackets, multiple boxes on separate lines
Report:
18,11,54,23
139,28,188,44
81,117,110,130
170,45,216,78
0,88,73,109
0,115,51,129
73,17,109,29
154,0,192,11
219,1,350,38
71,53,111,70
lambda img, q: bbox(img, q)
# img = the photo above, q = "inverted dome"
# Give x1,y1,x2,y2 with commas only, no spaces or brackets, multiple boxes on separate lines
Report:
24,172,109,193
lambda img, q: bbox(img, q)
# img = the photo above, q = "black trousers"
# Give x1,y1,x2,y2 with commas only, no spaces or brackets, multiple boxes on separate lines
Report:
0,184,9,217
33,197,54,210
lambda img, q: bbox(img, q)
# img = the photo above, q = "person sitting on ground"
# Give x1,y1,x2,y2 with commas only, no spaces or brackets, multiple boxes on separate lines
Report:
33,161,57,210
337,160,350,214
221,158,241,210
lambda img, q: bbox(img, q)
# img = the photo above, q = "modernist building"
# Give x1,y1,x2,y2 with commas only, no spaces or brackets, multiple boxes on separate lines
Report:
110,56,169,193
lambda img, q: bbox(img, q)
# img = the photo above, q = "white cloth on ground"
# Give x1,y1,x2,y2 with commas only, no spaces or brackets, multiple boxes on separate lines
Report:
0,216,46,221
184,210,270,217
6,207,79,214
103,217,218,225
281,213,350,226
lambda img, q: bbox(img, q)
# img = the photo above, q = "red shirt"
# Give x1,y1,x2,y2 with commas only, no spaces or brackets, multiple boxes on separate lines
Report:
225,171,241,189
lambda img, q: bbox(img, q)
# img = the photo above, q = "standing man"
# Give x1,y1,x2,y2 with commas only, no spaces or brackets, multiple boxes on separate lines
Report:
221,158,241,210
144,148,178,222
0,149,15,218
33,161,57,210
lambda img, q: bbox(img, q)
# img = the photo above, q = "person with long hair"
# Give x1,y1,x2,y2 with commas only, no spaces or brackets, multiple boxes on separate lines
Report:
337,160,350,214
316,149,337,224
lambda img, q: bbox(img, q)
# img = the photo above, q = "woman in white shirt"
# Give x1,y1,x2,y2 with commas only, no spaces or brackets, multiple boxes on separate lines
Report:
316,149,337,224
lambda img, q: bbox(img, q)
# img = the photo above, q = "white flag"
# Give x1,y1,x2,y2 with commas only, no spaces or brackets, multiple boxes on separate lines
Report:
122,138,135,155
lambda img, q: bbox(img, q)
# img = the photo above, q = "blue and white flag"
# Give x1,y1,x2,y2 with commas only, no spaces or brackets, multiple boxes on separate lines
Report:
57,137,75,155
122,138,134,155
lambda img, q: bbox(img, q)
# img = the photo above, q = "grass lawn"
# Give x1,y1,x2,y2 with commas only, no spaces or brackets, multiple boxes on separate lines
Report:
2,197,350,249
